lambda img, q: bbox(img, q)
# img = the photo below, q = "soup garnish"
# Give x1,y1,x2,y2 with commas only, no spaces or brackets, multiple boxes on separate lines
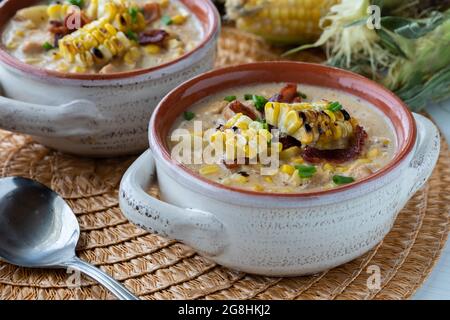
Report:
2,0,203,74
170,83,396,193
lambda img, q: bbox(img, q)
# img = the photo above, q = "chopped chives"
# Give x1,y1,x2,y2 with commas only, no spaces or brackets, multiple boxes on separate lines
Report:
69,0,84,8
125,30,138,41
42,42,54,51
332,175,355,185
183,111,195,121
252,95,268,112
224,95,237,102
298,92,307,99
244,94,253,100
161,15,173,25
129,7,139,24
327,101,343,112
295,165,317,178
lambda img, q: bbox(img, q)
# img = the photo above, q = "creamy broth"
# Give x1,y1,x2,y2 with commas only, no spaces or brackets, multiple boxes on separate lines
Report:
169,83,397,193
2,0,203,74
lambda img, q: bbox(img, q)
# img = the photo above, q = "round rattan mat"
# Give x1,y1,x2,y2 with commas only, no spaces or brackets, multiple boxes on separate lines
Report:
0,27,449,300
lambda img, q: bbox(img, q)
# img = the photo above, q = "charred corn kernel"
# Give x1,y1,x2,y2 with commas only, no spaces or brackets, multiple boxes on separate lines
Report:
280,164,295,175
264,102,280,126
253,184,265,192
225,113,243,128
367,148,380,159
284,110,302,134
74,65,86,73
226,0,338,45
323,109,336,122
323,163,334,171
292,156,304,164
357,158,372,164
235,115,253,128
280,146,301,160
209,131,225,144
47,3,71,21
264,176,273,183
258,129,272,141
336,165,350,173
199,165,220,176
171,14,187,25
159,0,170,8
145,44,161,54
124,46,141,65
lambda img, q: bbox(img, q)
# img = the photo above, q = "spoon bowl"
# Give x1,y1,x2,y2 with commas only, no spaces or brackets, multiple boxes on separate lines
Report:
0,177,138,300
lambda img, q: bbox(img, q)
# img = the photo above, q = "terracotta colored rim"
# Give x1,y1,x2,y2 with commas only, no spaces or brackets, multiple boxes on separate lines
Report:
0,0,219,81
150,62,417,198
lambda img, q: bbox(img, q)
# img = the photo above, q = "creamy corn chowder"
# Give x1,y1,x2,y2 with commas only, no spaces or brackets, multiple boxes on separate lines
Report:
169,83,397,193
2,0,203,74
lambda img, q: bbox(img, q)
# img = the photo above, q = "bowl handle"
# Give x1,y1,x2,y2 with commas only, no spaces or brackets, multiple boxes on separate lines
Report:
0,95,104,137
119,149,228,257
407,113,441,197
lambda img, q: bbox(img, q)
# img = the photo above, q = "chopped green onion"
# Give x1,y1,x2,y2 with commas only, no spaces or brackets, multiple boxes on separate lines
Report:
327,101,343,112
183,111,195,121
129,7,139,24
244,94,253,100
252,95,268,112
69,0,84,8
295,165,317,178
125,30,138,41
42,42,54,51
332,175,355,185
161,15,173,25
298,92,307,99
224,95,237,102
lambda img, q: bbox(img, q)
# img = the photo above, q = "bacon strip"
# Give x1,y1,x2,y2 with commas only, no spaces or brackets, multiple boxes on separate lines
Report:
279,135,302,150
227,101,258,120
139,29,169,45
302,126,368,164
269,83,300,103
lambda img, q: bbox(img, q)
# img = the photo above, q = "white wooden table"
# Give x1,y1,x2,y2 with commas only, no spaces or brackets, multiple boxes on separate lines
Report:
413,100,450,300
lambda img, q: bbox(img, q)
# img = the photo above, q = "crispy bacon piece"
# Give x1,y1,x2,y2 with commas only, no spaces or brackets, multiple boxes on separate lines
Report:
227,100,258,120
138,29,169,45
223,158,250,170
141,3,161,24
279,135,302,150
302,126,368,164
269,83,300,103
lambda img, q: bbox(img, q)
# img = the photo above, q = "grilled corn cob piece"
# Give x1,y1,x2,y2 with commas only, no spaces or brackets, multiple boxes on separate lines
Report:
225,0,337,45
59,20,134,66
265,102,357,149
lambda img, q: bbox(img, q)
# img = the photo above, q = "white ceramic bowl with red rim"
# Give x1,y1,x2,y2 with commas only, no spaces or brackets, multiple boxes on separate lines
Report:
119,62,440,276
0,0,220,157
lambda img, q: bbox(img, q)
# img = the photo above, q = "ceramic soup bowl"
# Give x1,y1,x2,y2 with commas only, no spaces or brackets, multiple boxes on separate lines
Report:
119,62,440,276
0,0,219,157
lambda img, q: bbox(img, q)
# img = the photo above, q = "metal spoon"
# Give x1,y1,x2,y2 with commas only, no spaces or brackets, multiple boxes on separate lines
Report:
0,177,138,300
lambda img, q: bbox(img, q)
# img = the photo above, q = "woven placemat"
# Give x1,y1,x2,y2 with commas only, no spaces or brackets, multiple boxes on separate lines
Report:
0,27,449,300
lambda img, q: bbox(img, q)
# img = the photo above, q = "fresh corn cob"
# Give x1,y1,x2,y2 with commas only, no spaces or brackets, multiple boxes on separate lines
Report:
265,102,357,149
225,0,337,45
59,20,134,66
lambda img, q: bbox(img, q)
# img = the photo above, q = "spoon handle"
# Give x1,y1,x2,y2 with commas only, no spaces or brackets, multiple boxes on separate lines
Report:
63,257,139,300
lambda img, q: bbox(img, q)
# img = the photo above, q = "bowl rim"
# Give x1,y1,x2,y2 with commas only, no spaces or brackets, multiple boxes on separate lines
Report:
150,61,417,198
0,0,220,81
